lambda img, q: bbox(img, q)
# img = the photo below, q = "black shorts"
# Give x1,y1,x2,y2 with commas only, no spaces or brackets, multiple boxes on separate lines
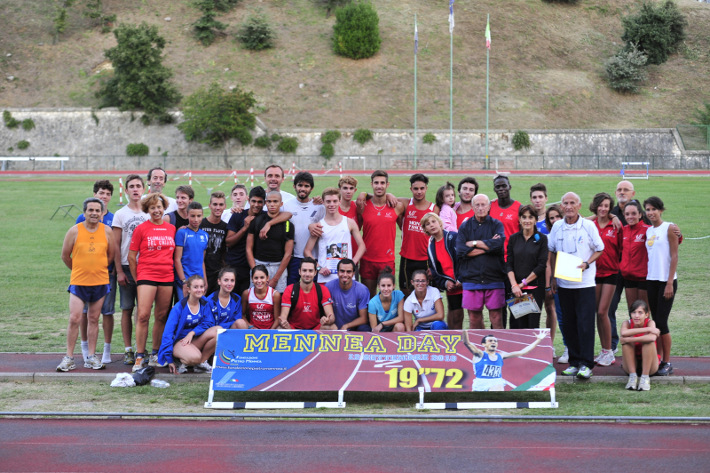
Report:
446,292,463,311
624,278,647,290
595,273,618,285
137,280,173,287
398,257,429,292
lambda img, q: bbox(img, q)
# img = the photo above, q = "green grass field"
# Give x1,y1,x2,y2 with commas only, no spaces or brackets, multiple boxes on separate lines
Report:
1,173,708,357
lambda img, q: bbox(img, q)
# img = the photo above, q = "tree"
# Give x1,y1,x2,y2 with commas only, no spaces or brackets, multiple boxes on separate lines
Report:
333,1,381,59
621,0,687,65
97,23,182,124
178,83,257,167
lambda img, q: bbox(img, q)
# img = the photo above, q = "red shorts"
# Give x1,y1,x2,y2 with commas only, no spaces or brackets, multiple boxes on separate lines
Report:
359,259,395,281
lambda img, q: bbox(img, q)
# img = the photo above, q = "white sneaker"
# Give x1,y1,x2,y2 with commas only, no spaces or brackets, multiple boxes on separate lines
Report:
85,354,106,370
558,347,569,364
596,350,616,367
148,354,167,367
625,373,638,390
194,361,212,373
637,375,651,391
177,363,188,374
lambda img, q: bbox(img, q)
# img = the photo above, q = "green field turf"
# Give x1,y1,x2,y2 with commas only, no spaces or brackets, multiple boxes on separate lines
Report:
1,173,708,356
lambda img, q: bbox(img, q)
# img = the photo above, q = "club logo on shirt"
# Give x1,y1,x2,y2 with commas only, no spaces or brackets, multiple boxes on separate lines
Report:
646,234,657,247
255,303,268,311
302,303,313,313
408,210,418,218
634,234,645,243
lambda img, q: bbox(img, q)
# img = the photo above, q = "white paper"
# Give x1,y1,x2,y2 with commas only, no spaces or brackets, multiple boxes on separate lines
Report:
554,251,583,282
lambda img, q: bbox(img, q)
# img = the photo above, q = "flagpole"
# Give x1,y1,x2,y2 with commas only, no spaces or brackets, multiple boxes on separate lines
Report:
414,15,418,170
485,14,491,171
449,1,454,170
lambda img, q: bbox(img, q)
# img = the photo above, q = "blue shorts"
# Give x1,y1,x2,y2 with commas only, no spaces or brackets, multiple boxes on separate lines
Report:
68,284,111,303
83,271,116,315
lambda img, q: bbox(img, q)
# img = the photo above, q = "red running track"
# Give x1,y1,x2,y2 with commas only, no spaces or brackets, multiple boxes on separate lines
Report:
1,418,709,472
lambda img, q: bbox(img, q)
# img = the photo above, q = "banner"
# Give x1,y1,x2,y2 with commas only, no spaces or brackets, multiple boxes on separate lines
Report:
211,329,555,393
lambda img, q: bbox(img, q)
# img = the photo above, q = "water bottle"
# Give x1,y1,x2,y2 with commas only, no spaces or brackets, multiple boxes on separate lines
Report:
150,379,170,388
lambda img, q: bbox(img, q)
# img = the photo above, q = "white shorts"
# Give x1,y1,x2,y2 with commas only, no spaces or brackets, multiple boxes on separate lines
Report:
472,377,505,392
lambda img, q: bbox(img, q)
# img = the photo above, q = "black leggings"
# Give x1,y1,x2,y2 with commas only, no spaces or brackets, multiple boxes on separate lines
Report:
647,279,676,335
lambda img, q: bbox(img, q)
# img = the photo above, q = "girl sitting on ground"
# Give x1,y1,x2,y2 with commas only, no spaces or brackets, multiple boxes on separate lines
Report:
242,265,281,329
620,300,659,391
205,267,248,330
157,275,216,374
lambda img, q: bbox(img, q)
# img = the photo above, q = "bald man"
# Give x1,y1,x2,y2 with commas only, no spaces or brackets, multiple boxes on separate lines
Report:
548,192,604,380
455,194,506,329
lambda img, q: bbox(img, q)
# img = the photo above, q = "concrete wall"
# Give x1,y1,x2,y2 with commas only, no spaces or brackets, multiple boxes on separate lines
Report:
1,108,708,171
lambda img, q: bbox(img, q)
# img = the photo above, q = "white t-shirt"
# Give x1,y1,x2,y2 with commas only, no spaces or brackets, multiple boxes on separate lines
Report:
316,216,352,283
283,199,325,258
548,215,604,289
403,286,442,330
646,221,677,282
112,206,149,265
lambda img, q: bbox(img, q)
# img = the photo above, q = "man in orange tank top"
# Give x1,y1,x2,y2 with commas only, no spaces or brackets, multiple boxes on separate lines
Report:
58,198,115,372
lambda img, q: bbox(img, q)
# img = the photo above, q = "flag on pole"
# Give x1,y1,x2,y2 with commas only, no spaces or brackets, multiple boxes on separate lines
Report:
448,0,455,34
485,17,491,49
414,20,418,54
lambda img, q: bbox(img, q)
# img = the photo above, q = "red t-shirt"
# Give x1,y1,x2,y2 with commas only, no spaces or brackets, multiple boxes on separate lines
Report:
339,203,360,257
361,200,397,263
490,200,521,261
595,220,623,278
282,283,332,330
620,222,650,281
400,199,435,261
435,238,462,295
129,221,176,282
456,207,474,228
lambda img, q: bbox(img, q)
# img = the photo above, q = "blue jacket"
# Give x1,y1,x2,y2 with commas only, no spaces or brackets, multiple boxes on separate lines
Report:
158,297,212,365
427,230,459,291
455,215,506,285
205,291,243,330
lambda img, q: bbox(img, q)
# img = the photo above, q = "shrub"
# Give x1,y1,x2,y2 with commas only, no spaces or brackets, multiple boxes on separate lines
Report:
315,0,351,15
621,0,687,65
17,140,30,150
321,130,341,145
3,111,20,129
126,143,149,156
320,143,335,160
693,102,710,126
333,1,381,59
277,136,299,153
196,0,240,13
353,128,373,145
512,131,531,150
422,133,437,145
97,23,182,124
605,44,648,93
237,12,276,51
193,11,227,46
270,133,282,142
254,135,272,148
21,119,35,131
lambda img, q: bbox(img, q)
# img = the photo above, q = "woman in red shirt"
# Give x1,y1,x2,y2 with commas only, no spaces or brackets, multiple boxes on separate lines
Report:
591,193,623,367
128,193,176,373
620,201,650,309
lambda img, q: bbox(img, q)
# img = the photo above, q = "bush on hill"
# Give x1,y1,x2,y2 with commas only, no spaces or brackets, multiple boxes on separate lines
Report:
621,0,687,65
333,1,381,59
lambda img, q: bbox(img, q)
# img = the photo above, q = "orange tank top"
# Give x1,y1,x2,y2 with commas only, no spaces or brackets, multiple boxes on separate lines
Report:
70,223,110,286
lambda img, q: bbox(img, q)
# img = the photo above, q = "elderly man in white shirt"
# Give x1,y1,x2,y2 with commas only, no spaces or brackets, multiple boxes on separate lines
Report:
549,192,604,380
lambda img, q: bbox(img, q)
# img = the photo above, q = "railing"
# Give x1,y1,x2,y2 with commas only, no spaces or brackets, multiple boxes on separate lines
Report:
677,125,710,151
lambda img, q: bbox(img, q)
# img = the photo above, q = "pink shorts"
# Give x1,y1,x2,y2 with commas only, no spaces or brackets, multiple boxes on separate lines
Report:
462,289,505,311
360,259,395,282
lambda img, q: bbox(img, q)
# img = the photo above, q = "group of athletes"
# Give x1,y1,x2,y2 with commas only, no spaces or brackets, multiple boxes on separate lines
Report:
58,165,678,390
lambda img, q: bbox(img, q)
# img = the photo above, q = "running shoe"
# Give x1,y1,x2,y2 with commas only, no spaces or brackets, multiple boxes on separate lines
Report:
594,352,602,363
557,347,569,364
194,361,213,373
148,354,167,368
576,365,593,379
123,349,135,365
132,355,146,373
177,363,188,374
561,366,579,376
625,373,638,390
637,375,651,391
596,350,616,367
85,354,106,370
56,356,76,372
656,361,673,376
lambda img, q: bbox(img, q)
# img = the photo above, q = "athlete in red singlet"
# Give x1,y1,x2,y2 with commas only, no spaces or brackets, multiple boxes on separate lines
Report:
359,170,405,297
490,175,521,261
338,175,361,259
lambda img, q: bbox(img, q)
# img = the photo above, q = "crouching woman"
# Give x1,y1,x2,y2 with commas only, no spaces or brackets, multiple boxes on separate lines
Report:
158,275,216,374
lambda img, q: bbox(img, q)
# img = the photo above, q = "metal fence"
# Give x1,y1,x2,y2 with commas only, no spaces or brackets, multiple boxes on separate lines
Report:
3,153,710,172
677,125,710,151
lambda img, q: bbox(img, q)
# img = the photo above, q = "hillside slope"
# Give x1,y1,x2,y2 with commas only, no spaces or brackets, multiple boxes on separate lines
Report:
0,0,708,130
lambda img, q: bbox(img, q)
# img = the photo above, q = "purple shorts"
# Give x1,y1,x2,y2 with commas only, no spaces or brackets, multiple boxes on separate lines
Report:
462,288,505,311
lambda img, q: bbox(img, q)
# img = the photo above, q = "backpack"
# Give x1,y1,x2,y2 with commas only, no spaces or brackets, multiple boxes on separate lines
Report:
290,282,326,325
